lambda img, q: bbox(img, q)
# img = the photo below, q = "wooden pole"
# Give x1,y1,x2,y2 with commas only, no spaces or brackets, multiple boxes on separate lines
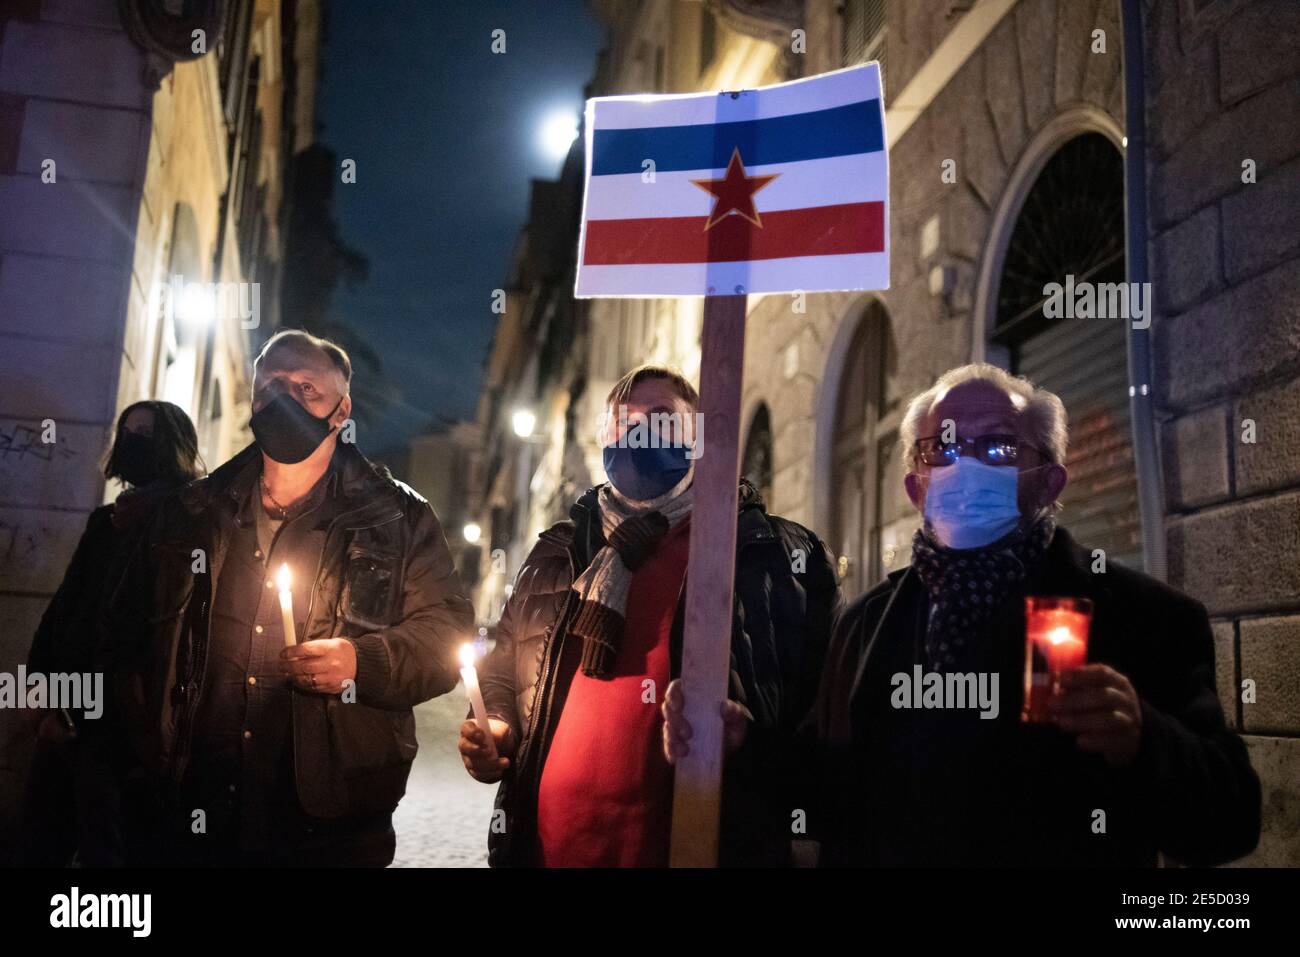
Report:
669,292,747,867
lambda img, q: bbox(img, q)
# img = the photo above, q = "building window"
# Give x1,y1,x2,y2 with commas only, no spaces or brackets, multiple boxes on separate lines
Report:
841,0,886,84
202,379,224,465
830,302,900,599
991,132,1140,566
217,0,254,127
741,403,774,504
700,8,716,74
155,203,204,416
232,58,264,277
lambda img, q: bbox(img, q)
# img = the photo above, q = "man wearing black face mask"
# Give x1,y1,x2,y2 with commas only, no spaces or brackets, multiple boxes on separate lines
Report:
459,364,841,867
109,330,474,866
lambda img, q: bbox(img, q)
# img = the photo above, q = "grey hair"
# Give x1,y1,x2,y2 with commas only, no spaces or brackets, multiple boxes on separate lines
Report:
898,363,1069,467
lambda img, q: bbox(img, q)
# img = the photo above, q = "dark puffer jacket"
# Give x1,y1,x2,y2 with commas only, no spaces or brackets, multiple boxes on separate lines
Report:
478,480,842,867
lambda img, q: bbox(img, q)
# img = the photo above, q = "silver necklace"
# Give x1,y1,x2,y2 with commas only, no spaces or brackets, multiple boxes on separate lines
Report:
260,475,295,519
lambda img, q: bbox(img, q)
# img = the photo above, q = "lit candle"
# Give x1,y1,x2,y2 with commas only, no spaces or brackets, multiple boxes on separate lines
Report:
1046,625,1087,673
1022,597,1092,722
277,563,297,649
459,643,496,759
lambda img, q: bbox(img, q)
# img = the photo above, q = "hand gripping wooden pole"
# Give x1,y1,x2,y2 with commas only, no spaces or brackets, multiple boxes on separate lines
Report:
668,292,747,867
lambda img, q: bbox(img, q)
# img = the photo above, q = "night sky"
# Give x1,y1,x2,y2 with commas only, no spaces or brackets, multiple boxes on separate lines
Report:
317,0,605,453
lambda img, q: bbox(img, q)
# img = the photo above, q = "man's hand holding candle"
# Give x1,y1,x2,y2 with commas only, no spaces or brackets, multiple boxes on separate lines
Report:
1047,663,1143,767
458,719,513,782
280,637,357,694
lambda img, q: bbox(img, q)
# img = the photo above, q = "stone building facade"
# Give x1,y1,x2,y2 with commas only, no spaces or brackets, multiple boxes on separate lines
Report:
476,0,1298,864
1142,0,1300,866
0,0,322,853
403,420,484,590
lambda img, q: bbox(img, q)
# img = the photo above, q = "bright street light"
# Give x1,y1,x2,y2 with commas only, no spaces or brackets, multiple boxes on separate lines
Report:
512,408,536,438
462,522,482,544
175,280,216,325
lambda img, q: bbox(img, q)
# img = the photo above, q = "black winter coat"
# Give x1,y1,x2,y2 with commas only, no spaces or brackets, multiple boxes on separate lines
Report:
28,483,177,693
478,481,842,867
801,526,1261,866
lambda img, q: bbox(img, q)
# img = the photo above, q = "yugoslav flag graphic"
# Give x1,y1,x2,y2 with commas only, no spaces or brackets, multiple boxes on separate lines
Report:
575,63,889,298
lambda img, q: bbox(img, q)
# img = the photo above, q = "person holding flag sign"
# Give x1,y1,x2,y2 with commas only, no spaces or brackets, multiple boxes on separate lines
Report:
460,366,841,866
461,63,887,866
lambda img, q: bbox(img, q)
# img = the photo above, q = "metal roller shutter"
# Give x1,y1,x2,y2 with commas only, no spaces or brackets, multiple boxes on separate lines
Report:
1015,317,1142,567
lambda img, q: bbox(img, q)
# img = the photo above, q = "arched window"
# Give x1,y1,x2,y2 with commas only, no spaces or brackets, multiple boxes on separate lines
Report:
829,301,903,600
991,132,1140,565
741,403,774,504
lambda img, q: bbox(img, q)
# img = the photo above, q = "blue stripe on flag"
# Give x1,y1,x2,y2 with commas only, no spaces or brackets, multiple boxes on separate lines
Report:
591,99,884,176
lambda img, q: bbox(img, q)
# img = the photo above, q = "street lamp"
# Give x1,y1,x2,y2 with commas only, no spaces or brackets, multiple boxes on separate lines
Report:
462,522,481,544
512,408,536,439
175,280,215,326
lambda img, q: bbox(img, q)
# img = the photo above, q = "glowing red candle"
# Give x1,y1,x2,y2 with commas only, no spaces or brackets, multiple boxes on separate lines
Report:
1022,596,1092,722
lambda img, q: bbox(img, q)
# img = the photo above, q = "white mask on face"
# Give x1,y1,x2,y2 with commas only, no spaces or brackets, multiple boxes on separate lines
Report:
922,456,1025,550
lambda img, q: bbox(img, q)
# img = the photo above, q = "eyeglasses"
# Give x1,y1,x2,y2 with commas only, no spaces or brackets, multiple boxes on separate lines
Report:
914,433,1048,468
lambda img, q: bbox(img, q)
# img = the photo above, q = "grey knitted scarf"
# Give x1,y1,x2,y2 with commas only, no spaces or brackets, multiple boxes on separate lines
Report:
569,480,693,679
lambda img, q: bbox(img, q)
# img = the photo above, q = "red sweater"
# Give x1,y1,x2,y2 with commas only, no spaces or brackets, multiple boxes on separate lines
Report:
537,520,691,867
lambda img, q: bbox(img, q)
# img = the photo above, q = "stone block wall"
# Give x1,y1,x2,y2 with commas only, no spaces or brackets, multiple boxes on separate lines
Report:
1146,0,1300,866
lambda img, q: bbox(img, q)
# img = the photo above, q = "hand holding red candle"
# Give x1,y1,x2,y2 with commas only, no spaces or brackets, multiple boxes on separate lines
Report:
1048,664,1143,767
1022,596,1092,723
1021,596,1142,765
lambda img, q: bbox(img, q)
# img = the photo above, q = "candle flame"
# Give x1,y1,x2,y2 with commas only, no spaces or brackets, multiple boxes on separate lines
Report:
1047,626,1074,645
459,643,476,669
276,563,292,592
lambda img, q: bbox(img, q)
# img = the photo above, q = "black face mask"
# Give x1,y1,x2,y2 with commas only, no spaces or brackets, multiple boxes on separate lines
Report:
113,430,158,487
250,392,341,464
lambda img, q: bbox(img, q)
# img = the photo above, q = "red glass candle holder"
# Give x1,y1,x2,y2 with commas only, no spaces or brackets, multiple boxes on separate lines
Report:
1021,596,1093,723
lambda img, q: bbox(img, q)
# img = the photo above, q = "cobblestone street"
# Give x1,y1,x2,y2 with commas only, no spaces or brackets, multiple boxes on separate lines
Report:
391,685,498,868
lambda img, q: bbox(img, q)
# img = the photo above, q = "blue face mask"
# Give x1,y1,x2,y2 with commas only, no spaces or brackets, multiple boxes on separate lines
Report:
603,444,691,502
922,456,1024,550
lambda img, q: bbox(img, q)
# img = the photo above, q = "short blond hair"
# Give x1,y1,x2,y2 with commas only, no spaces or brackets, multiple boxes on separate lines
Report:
899,363,1068,466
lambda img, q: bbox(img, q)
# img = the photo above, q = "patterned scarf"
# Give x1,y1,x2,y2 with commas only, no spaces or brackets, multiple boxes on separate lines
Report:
569,479,694,679
910,513,1056,671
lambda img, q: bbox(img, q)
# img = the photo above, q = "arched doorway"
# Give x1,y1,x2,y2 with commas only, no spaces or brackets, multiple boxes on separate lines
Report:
989,131,1141,566
828,301,905,600
741,402,774,504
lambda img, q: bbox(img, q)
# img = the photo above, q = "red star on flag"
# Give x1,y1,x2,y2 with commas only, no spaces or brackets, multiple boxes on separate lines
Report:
691,147,779,230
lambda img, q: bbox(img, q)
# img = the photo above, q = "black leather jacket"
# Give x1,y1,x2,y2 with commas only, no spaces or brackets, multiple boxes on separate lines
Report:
479,480,842,866
107,442,475,820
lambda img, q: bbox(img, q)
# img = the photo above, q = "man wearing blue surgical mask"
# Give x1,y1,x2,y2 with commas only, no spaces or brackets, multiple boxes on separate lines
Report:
461,364,841,867
664,363,1259,867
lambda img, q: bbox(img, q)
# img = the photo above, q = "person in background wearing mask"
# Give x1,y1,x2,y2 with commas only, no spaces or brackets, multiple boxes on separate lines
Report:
109,329,474,866
19,401,202,866
664,363,1260,866
459,364,841,867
